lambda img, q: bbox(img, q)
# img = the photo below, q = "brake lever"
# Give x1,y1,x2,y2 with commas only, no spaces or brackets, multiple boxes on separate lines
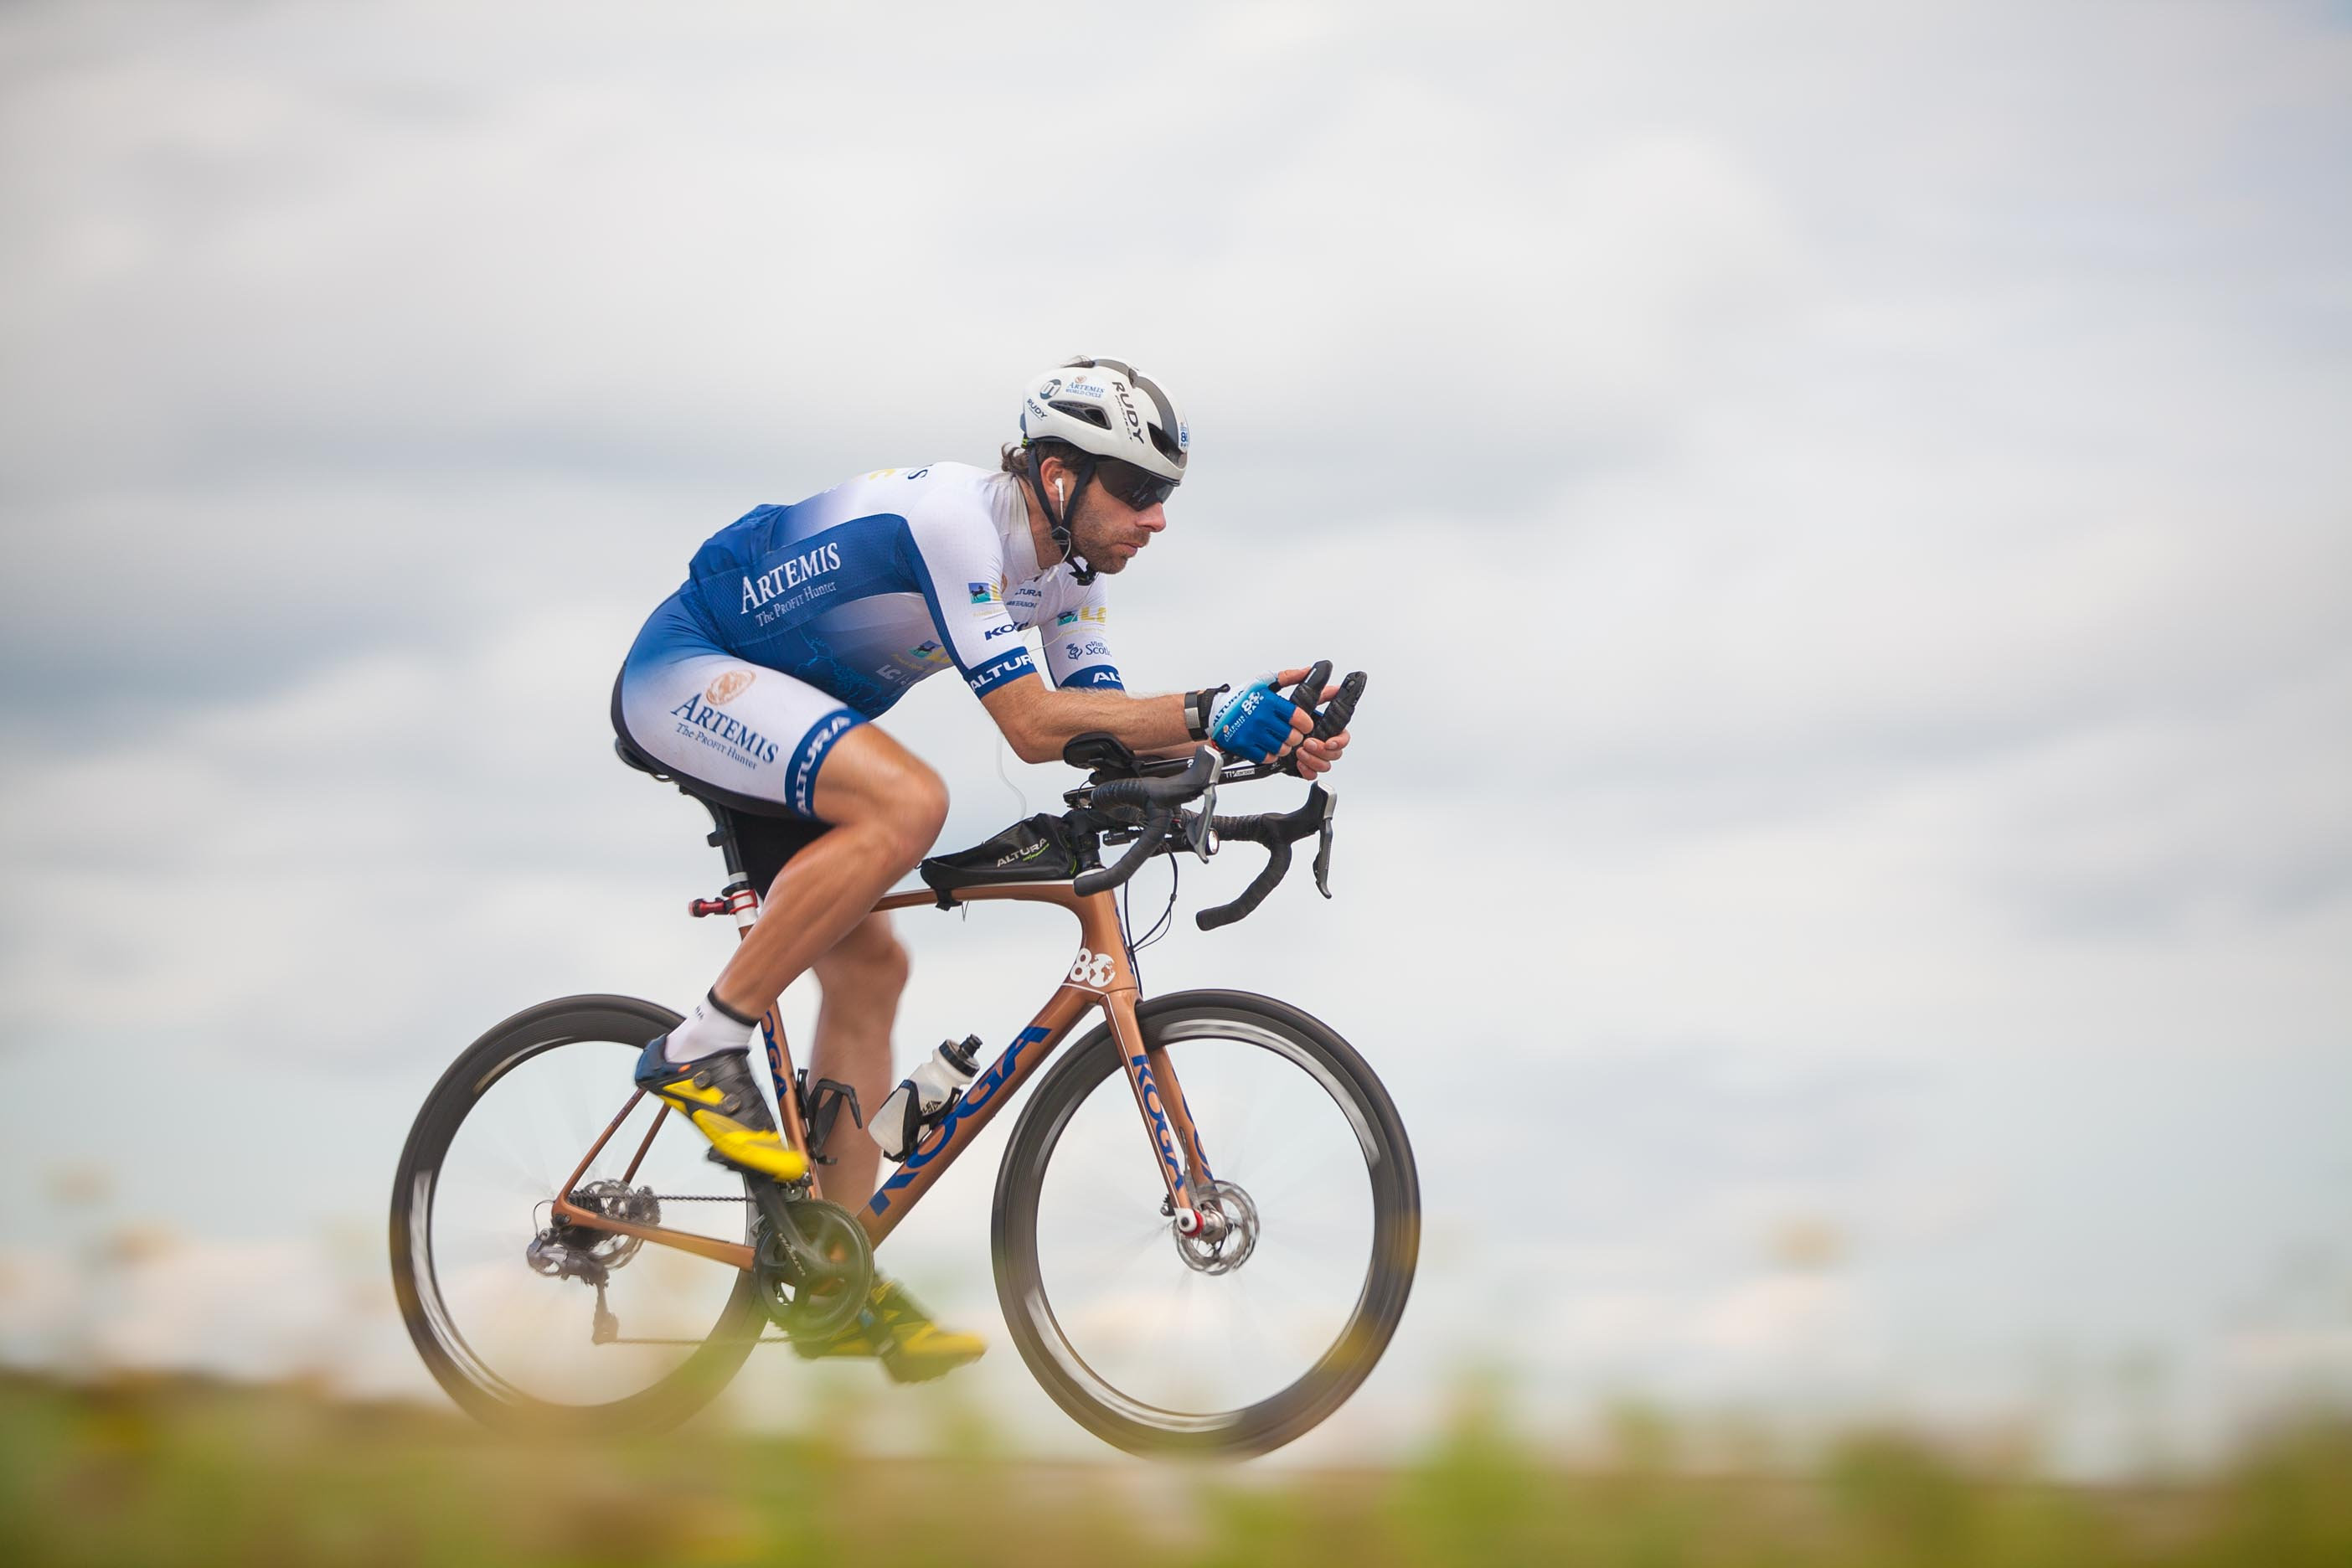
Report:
1312,785,1338,898
1183,782,1218,860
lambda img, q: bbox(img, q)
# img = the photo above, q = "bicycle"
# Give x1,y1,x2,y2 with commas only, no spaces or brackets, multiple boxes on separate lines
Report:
389,664,1416,1457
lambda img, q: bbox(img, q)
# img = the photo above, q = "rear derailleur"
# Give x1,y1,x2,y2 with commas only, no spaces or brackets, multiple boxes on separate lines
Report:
524,1179,662,1344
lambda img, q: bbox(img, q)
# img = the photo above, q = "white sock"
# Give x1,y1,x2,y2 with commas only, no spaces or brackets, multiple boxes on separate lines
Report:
664,991,759,1064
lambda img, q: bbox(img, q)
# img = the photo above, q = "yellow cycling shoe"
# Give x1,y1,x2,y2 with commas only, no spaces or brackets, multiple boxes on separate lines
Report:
792,1277,987,1383
634,1039,808,1184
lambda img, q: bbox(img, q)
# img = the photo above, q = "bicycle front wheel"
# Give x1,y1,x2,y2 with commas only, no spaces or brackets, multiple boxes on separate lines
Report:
992,990,1418,1457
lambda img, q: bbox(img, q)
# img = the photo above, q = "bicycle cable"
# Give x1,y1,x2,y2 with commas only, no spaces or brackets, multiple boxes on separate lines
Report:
1118,849,1180,989
993,732,1031,818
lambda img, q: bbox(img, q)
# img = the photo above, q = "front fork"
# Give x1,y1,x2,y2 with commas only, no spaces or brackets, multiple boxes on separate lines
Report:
1106,993,1227,1240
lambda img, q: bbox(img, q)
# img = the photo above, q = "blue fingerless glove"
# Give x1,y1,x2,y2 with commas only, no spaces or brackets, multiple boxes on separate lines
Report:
1207,675,1300,761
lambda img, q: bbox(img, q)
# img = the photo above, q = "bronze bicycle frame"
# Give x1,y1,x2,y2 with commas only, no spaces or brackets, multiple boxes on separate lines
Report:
549,878,1215,1271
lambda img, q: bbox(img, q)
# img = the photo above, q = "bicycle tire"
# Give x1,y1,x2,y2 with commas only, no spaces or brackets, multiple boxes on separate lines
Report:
389,993,767,1436
991,990,1418,1457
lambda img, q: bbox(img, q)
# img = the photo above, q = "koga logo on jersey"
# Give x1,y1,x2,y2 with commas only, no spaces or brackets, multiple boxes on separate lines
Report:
669,693,780,766
704,668,756,706
983,621,1019,639
740,541,843,613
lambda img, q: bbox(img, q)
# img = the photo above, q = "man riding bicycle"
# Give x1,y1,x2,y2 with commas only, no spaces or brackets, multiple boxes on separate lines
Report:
611,357,1352,1380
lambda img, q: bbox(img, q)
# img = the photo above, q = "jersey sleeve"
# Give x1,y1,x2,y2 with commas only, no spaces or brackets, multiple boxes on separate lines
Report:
899,487,1039,699
1039,576,1123,692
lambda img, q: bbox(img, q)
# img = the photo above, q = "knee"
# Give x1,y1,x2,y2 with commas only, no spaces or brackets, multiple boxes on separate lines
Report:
823,920,910,1001
880,759,949,869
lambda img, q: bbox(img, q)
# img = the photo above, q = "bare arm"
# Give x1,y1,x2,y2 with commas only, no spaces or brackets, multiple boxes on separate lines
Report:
979,676,1192,766
981,668,1344,773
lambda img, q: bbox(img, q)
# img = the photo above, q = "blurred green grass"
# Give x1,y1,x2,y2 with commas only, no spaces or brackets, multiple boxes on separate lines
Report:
2,1369,2346,1567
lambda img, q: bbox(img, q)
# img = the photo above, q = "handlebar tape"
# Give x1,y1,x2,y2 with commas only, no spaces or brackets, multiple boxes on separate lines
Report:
1073,811,1168,897
1197,837,1291,931
1195,782,1333,927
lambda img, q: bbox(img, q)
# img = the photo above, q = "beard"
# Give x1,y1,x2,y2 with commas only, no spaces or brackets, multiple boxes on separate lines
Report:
1067,496,1134,575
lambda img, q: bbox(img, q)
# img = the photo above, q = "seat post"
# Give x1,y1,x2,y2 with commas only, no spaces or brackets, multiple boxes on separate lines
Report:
693,796,762,931
614,734,778,930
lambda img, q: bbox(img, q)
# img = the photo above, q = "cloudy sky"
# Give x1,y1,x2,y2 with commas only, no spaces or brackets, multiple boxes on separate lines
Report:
3,0,2348,1470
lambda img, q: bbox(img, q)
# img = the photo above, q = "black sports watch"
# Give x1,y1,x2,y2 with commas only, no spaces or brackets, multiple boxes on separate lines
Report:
1184,686,1227,742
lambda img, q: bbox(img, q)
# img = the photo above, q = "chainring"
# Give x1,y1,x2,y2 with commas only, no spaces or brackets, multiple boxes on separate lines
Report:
750,1194,874,1342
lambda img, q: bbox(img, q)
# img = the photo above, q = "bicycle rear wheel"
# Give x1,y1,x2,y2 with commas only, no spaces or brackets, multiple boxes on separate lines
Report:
389,995,767,1435
992,990,1418,1457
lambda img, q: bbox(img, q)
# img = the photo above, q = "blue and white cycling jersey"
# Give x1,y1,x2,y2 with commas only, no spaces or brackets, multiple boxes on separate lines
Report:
657,462,1120,714
615,463,1122,817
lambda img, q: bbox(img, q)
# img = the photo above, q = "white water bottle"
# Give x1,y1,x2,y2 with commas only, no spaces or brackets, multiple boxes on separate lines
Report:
872,1035,981,1160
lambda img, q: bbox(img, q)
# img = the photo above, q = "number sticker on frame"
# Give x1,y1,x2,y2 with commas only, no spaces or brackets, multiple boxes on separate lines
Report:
1067,948,1117,989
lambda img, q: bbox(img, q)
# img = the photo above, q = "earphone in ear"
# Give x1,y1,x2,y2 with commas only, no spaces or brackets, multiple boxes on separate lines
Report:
1054,477,1067,506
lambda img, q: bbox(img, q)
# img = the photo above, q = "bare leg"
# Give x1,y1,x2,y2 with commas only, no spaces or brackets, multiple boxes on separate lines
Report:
672,724,977,1366
707,725,946,1021
807,912,906,1204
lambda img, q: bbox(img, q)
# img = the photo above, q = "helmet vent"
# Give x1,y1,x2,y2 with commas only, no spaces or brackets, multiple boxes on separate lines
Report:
1050,400,1112,430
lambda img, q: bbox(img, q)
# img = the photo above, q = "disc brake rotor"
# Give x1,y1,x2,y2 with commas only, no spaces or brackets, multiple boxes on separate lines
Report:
1173,1179,1260,1275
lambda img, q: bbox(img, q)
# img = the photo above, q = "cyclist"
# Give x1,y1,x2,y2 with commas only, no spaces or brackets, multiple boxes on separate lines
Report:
611,357,1351,1380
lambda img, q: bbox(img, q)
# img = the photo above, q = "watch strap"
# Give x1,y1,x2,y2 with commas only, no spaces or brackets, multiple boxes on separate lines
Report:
1185,686,1226,742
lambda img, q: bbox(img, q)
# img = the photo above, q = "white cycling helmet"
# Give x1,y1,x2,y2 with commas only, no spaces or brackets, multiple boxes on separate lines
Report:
1015,356,1189,584
1019,356,1189,484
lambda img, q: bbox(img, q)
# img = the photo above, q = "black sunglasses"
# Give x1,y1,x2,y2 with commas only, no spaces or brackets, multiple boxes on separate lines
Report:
1093,457,1178,511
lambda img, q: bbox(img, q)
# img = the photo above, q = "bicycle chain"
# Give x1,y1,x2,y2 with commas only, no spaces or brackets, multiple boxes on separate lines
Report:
644,1192,749,1202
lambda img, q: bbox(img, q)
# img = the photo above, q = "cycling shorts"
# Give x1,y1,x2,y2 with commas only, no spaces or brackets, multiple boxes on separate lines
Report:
614,595,865,821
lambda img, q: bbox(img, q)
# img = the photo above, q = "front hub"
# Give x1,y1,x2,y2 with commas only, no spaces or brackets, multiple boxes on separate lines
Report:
1173,1179,1259,1275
